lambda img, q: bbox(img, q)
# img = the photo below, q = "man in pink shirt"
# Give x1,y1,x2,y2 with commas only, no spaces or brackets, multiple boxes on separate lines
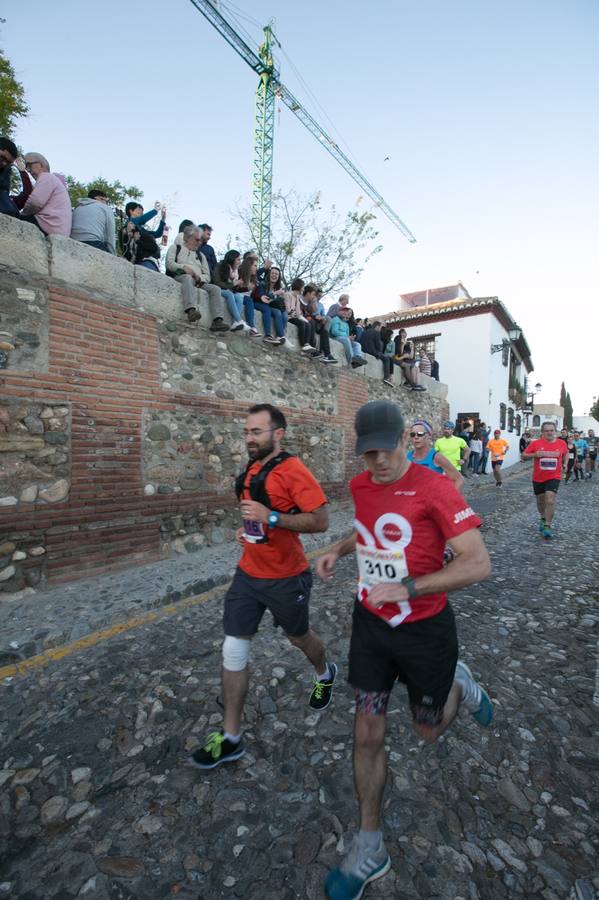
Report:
21,152,72,236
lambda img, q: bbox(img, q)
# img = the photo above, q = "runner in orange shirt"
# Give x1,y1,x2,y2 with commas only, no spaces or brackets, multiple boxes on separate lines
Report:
191,403,337,769
486,429,510,487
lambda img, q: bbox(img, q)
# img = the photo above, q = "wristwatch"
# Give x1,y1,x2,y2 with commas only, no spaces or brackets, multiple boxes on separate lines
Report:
401,576,419,600
267,510,280,528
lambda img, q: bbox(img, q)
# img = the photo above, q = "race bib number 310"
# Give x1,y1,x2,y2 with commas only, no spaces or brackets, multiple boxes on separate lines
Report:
356,544,413,627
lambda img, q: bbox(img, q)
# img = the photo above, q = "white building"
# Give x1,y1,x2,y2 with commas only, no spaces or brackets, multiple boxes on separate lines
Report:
531,404,564,432
572,415,598,434
378,294,535,469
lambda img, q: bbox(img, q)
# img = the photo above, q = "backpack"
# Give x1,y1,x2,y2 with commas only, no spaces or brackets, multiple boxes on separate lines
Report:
165,244,182,277
234,451,299,513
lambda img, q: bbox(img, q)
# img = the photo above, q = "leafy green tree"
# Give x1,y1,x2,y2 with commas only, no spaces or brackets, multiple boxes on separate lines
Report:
233,189,382,295
66,176,142,210
590,396,599,421
559,381,567,409
0,49,28,136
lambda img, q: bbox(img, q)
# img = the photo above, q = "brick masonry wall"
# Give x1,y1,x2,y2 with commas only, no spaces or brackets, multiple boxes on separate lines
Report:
0,214,449,593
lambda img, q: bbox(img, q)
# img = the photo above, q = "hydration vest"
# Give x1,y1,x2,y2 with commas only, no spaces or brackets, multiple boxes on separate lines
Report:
234,451,299,513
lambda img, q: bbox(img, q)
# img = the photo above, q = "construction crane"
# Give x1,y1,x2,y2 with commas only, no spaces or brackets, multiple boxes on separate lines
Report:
188,0,416,256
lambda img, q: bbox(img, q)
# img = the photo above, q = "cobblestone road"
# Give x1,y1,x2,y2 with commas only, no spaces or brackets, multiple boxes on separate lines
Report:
1,469,598,899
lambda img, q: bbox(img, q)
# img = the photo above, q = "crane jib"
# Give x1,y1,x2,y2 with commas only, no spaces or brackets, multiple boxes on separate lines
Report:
188,0,416,248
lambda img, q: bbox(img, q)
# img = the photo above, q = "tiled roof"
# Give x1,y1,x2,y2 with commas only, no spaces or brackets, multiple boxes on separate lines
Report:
375,296,534,373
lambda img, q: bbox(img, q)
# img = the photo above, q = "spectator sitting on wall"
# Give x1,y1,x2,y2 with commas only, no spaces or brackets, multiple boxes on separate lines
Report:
429,353,440,381
329,306,367,367
134,233,161,272
20,152,72,236
233,257,261,337
178,218,194,233
326,293,350,319
197,223,217,275
121,201,166,261
251,265,289,345
394,328,426,391
70,189,116,253
418,347,432,377
212,249,255,333
0,137,33,216
362,321,393,386
303,284,338,364
353,317,365,342
165,224,229,330
256,257,272,284
381,325,395,359
282,277,315,351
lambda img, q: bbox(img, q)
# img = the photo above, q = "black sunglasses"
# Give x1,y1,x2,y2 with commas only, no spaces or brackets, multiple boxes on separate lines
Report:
410,431,427,438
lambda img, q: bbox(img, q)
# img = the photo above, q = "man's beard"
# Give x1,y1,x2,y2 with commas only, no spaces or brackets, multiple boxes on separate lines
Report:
247,439,274,461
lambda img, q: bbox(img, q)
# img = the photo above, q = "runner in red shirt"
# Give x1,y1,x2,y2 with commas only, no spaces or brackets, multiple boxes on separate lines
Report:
192,403,337,770
316,400,492,900
522,420,569,540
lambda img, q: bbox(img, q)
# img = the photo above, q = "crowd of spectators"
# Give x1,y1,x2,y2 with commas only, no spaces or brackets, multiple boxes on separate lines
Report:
0,139,439,382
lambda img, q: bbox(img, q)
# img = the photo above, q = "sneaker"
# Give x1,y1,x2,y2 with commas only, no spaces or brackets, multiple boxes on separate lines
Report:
382,378,394,386
325,835,391,900
248,328,261,337
190,731,245,769
277,336,286,344
495,482,503,488
185,308,201,323
301,343,315,352
454,661,493,726
309,662,337,710
310,351,324,360
229,321,244,332
542,524,552,540
210,318,229,333
263,335,280,344
538,517,546,534
321,354,338,364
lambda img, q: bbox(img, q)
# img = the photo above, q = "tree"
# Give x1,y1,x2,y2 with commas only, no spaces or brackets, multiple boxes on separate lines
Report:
232,189,382,295
559,381,567,409
564,392,573,429
590,396,599,421
0,49,29,136
66,176,143,211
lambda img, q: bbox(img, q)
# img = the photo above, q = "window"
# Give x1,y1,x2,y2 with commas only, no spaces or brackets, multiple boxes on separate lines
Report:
499,403,506,429
533,414,540,427
515,414,521,436
409,332,440,360
502,344,509,367
508,407,514,432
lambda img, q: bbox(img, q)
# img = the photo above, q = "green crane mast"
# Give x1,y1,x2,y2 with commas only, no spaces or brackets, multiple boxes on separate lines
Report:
188,0,416,257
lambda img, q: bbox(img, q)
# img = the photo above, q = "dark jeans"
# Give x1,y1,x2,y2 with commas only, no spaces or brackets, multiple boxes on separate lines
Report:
366,351,393,379
314,320,331,355
80,240,111,253
252,301,287,337
289,317,310,345
478,450,488,474
469,452,481,472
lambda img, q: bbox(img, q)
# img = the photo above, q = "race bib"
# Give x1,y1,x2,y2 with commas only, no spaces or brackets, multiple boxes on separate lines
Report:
539,458,558,471
357,544,409,588
242,518,268,543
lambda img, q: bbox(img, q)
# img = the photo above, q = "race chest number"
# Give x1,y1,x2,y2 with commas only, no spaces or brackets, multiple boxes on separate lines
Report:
539,458,558,470
357,544,408,588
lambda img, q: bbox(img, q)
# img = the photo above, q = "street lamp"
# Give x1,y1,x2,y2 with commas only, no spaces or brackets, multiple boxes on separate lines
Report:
524,381,542,426
490,325,522,354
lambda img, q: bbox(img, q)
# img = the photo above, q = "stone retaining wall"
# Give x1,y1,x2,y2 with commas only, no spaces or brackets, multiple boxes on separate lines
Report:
0,213,448,594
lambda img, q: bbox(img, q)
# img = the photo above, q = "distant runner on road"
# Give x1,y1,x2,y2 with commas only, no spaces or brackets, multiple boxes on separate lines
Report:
316,400,492,900
586,428,597,479
433,420,470,474
191,403,337,770
522,421,569,540
486,429,510,487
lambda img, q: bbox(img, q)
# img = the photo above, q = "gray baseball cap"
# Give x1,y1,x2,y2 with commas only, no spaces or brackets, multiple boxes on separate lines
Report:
355,400,405,455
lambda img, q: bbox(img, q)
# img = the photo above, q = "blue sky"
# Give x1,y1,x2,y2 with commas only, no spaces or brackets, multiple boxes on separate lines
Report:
5,0,598,413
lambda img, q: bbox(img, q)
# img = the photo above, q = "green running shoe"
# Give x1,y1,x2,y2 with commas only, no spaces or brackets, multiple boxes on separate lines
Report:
190,731,245,769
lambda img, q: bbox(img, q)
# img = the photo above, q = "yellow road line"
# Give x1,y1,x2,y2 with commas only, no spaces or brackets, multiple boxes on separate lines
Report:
0,541,342,682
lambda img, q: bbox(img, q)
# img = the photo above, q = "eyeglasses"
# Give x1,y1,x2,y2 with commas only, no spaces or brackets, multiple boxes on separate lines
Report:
410,431,427,438
242,427,276,437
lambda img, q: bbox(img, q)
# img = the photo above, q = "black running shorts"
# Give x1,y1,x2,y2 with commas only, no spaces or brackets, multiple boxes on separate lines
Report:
348,600,458,713
533,479,560,495
223,567,312,637
491,460,503,468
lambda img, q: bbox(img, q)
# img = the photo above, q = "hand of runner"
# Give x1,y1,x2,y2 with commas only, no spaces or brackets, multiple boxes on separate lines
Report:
235,526,246,546
316,551,338,582
367,582,410,608
239,499,269,524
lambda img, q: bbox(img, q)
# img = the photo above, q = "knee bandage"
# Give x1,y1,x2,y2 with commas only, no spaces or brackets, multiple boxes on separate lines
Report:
222,635,251,671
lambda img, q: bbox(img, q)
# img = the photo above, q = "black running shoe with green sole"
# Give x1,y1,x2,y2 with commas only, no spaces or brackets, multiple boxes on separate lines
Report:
190,731,245,769
309,662,338,711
